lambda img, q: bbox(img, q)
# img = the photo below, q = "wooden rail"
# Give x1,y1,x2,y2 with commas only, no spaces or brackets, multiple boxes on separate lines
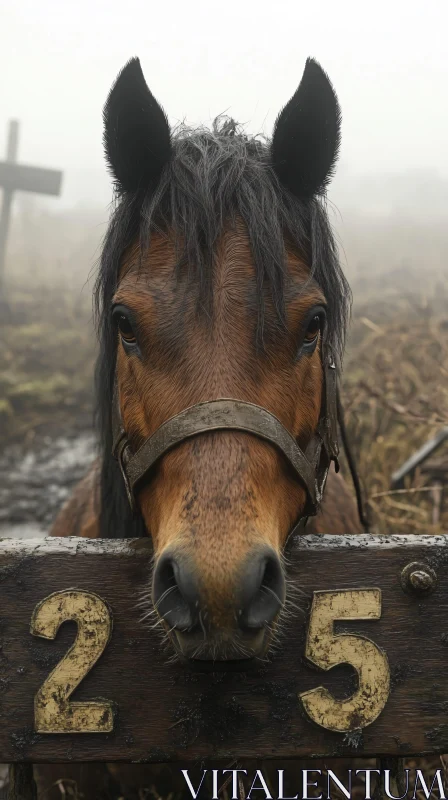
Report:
0,534,447,763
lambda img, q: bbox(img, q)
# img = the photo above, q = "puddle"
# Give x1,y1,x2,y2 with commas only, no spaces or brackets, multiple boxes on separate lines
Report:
0,432,96,538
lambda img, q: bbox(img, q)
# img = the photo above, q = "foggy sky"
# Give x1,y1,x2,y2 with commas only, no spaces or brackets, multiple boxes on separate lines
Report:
1,0,447,210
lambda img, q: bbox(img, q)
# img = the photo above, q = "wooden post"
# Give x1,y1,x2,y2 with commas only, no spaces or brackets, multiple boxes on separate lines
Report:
0,120,63,297
0,121,19,295
374,757,406,800
7,764,37,800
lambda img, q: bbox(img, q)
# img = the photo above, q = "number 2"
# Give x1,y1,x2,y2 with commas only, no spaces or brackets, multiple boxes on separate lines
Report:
30,590,114,734
299,588,390,732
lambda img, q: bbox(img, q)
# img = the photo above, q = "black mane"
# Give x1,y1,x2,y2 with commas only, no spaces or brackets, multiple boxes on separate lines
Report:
94,120,351,538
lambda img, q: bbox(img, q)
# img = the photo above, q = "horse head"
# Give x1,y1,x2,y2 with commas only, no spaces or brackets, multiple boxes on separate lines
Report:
96,57,350,662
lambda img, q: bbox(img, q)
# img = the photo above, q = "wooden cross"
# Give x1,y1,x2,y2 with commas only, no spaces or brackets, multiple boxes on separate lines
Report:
0,120,63,293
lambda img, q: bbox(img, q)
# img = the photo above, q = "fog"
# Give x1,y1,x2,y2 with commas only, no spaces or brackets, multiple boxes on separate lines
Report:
1,0,447,547
1,0,448,212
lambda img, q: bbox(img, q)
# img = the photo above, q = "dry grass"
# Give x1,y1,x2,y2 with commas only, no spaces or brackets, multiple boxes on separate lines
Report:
0,279,95,442
0,204,100,443
1,254,447,536
342,269,448,535
1,210,448,798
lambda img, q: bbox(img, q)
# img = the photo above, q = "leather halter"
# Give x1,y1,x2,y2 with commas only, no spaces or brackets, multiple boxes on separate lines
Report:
112,356,340,520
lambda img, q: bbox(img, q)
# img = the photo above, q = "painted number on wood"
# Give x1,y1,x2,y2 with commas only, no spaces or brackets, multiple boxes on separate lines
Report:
30,590,114,734
299,588,390,732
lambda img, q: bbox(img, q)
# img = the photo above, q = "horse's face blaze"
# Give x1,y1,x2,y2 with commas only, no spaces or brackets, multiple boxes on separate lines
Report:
114,220,326,660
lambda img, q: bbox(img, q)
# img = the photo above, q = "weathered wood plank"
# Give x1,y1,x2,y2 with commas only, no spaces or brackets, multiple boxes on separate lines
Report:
0,534,447,762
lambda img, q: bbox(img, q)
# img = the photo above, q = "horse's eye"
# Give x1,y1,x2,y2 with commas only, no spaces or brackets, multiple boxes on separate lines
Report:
116,313,136,344
304,314,322,344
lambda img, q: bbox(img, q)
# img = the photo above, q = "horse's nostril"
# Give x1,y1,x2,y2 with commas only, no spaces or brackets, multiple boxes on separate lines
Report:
152,547,285,642
239,549,285,630
152,553,198,632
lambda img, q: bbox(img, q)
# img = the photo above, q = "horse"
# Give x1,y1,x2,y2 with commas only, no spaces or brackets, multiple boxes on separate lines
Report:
35,56,363,798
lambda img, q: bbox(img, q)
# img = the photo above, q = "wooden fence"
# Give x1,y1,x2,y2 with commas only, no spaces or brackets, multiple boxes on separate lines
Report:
0,533,447,769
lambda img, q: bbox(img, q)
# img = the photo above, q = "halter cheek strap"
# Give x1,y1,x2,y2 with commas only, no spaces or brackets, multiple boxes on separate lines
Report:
112,359,339,519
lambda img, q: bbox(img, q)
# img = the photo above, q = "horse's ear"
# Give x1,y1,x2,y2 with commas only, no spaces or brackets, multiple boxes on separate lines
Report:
103,57,171,193
271,58,341,199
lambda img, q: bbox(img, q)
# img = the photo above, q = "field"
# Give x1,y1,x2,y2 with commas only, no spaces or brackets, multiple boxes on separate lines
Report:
342,268,448,535
1,204,447,536
0,205,447,798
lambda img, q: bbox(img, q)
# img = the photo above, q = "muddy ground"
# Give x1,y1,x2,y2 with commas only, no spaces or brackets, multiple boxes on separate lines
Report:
0,430,95,537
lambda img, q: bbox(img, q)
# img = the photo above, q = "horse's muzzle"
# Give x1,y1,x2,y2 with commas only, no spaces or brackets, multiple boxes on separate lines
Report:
152,546,285,660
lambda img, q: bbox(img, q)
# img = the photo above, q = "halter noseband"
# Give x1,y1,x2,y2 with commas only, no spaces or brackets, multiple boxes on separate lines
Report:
111,355,339,522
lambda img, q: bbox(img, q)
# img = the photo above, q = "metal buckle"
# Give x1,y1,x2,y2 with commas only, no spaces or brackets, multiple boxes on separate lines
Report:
114,434,135,513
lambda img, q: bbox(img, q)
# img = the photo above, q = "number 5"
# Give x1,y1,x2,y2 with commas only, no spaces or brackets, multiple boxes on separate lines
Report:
299,589,390,732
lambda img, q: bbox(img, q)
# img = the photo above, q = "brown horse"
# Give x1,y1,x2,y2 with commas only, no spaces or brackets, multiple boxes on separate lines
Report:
36,57,362,798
